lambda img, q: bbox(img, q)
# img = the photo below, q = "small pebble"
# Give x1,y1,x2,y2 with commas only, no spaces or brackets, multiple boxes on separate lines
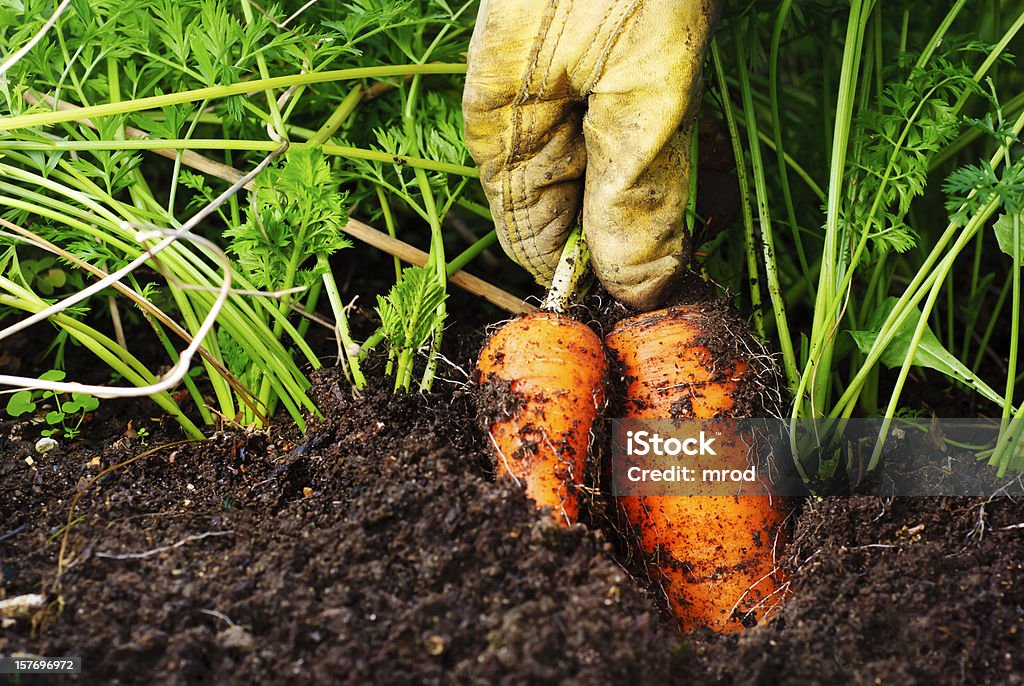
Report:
217,625,255,652
35,437,58,455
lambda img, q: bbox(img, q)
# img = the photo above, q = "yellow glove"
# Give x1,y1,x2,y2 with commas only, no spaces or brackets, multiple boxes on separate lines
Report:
463,0,723,310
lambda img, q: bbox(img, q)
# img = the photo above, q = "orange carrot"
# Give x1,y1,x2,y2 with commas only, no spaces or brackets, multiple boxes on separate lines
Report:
477,311,606,525
606,305,789,632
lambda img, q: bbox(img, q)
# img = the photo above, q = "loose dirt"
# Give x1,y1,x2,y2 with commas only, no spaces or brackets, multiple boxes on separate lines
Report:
3,319,1023,684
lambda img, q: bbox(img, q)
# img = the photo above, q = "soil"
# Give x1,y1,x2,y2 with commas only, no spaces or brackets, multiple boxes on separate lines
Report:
3,311,1024,685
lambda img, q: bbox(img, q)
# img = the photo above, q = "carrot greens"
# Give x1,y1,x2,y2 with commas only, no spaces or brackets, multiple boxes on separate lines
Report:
0,0,485,437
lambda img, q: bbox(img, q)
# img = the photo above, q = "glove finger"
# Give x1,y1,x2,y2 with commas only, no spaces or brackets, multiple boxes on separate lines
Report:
469,99,587,283
463,1,587,283
582,0,720,310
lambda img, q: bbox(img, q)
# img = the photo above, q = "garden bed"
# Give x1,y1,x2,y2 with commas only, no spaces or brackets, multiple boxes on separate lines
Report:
3,338,1023,685
4,1,1024,683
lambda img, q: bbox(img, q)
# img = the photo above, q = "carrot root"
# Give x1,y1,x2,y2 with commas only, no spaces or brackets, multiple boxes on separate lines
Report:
606,305,790,632
477,311,606,525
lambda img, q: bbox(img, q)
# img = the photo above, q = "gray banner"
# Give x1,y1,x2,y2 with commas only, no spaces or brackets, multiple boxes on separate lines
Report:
609,418,1024,497
0,656,82,674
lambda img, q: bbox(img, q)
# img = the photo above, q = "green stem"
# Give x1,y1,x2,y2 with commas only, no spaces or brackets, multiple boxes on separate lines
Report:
309,84,364,145
257,214,309,413
768,0,813,297
869,257,947,469
2,160,319,425
685,119,699,236
822,67,1007,336
148,315,215,426
1005,213,1021,421
796,0,871,419
0,64,467,131
238,0,289,141
543,227,589,313
712,39,764,336
455,198,493,219
296,280,322,340
3,191,319,435
166,100,209,214
125,271,215,426
954,6,1024,114
898,9,910,56
991,410,1024,475
400,68,449,393
448,230,498,274
170,282,236,420
736,21,798,392
856,251,887,326
317,254,365,389
834,102,1024,419
376,186,402,281
915,0,969,70
0,289,203,439
106,56,148,206
749,127,826,202
0,138,479,177
832,196,1003,420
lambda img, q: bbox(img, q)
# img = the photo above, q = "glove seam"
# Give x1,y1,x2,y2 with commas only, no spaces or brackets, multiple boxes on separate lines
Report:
567,1,618,94
579,0,644,96
524,0,576,278
535,0,574,102
504,1,559,273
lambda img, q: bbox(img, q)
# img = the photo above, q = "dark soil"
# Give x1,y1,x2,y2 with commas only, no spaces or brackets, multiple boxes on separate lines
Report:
693,496,1024,685
2,371,680,685
3,319,1024,684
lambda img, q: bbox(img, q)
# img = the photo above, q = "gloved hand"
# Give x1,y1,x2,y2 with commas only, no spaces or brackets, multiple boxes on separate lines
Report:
463,0,723,310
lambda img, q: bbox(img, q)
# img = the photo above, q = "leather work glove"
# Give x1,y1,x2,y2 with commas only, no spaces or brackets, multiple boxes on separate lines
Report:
463,0,723,310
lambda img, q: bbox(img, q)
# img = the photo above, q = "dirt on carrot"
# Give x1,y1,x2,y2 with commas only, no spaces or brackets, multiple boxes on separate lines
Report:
605,304,790,632
476,311,607,525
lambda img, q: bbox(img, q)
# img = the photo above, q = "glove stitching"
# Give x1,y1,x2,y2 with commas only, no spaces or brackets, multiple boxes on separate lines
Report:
521,87,541,274
567,1,617,93
580,0,644,95
523,0,575,278
504,1,558,273
509,0,563,277
505,104,526,269
535,0,574,103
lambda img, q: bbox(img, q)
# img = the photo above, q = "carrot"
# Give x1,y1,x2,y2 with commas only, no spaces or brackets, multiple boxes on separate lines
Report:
477,229,607,525
478,312,606,523
606,305,789,632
